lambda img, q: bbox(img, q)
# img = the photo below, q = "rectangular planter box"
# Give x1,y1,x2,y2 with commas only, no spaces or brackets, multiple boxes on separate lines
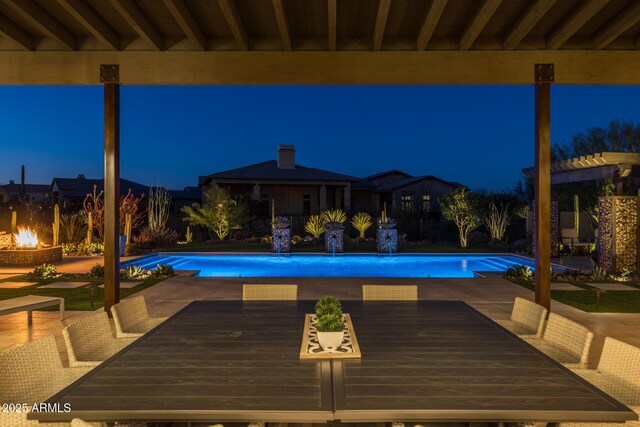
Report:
0,246,62,266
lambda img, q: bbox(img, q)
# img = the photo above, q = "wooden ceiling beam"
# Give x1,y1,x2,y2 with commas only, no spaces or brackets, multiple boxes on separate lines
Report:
460,0,503,50
57,0,120,50
0,13,35,50
546,0,609,49
4,0,76,50
109,0,163,50
372,0,391,51
328,0,336,51
417,0,448,51
217,0,248,51
271,0,291,51
503,0,558,50
592,0,640,50
163,0,205,50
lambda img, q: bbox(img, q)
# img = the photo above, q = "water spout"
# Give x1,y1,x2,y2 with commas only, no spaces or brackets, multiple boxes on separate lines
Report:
386,234,392,257
276,235,281,257
331,234,337,257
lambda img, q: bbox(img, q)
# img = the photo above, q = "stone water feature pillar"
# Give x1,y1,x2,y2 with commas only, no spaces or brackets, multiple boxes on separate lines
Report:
531,200,559,257
377,218,398,254
325,228,344,254
271,228,291,254
598,196,640,273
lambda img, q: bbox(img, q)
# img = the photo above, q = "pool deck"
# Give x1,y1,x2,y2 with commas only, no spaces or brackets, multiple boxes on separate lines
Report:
1,255,636,370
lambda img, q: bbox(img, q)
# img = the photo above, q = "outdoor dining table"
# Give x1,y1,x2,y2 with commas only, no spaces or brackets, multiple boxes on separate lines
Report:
31,300,637,424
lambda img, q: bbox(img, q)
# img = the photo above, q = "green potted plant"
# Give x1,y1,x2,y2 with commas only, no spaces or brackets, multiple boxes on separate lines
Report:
315,313,345,350
315,296,345,350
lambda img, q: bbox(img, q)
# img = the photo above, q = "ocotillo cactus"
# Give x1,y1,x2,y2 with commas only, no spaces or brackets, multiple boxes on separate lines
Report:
10,211,17,234
52,204,60,246
86,212,93,245
125,213,132,246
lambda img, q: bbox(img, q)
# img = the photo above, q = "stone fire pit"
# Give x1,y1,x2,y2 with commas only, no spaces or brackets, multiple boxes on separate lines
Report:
0,246,62,266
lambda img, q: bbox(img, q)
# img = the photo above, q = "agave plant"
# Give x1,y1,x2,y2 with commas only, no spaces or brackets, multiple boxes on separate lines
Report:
305,215,325,238
591,266,608,281
121,265,148,279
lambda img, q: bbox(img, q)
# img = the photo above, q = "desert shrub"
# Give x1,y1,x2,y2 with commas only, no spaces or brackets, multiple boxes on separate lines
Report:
134,226,178,248
59,213,86,243
61,242,104,256
504,264,533,281
31,263,57,279
90,264,104,278
154,264,175,277
120,265,149,280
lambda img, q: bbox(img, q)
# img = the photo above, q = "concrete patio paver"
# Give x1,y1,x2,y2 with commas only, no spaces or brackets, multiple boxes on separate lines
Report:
0,281,37,288
551,282,583,290
38,281,90,289
587,282,640,291
98,282,142,289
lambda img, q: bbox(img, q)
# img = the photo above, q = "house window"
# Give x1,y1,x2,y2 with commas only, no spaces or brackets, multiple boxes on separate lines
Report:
303,194,311,216
401,193,413,212
422,195,431,212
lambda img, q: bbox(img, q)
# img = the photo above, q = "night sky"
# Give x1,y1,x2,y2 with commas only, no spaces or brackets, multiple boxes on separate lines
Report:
1,85,639,192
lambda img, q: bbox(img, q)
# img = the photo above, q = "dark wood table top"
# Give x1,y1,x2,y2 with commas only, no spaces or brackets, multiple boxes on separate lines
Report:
334,300,636,423
31,300,333,423
31,300,636,424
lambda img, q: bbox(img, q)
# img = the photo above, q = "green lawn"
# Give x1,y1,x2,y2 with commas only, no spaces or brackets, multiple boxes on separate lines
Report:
166,241,504,253
0,275,165,311
508,278,640,313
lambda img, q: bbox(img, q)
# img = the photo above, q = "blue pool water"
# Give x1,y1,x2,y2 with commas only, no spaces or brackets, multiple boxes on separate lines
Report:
123,253,559,278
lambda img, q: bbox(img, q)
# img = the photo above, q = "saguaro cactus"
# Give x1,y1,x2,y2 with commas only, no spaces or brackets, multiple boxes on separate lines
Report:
10,211,17,234
52,204,60,246
125,213,132,246
86,212,93,245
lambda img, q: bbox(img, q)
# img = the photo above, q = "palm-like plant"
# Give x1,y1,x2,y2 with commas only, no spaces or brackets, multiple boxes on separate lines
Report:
351,212,373,239
321,209,347,227
305,215,325,238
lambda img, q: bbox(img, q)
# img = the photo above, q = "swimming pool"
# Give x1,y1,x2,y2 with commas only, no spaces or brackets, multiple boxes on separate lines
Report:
123,253,559,278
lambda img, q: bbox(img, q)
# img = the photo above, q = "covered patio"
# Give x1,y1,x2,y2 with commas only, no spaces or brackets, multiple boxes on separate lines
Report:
1,0,640,425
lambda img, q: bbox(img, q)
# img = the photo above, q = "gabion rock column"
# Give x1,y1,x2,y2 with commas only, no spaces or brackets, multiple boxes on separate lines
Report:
598,196,639,273
531,200,559,257
377,229,398,254
325,228,344,253
271,228,291,254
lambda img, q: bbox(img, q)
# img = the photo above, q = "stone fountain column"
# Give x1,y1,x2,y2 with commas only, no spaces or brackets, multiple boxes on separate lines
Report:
325,227,344,254
271,228,291,254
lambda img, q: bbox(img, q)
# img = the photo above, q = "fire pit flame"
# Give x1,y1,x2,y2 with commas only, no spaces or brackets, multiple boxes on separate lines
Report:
13,227,39,248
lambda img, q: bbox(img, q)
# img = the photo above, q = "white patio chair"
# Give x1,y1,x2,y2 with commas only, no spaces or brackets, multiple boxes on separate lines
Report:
0,336,104,427
62,311,136,367
495,297,547,338
110,296,167,338
362,285,418,301
524,312,593,369
242,284,298,300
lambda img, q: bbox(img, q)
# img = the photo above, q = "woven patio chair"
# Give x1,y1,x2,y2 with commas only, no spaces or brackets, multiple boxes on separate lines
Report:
110,296,167,338
62,311,136,368
242,284,298,301
0,336,103,427
523,312,593,369
495,297,547,338
362,285,418,301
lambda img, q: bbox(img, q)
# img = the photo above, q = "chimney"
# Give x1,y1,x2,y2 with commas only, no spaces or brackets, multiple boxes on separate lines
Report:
277,145,295,169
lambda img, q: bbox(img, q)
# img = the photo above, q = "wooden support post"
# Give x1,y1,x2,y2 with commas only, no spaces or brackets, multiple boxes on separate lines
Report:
534,63,553,312
101,64,120,315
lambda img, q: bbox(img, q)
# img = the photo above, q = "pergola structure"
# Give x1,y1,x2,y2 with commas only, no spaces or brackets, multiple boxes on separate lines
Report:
1,0,640,312
523,152,640,194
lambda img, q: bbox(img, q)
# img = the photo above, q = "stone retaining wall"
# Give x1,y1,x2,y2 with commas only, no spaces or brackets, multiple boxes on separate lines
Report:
0,247,62,266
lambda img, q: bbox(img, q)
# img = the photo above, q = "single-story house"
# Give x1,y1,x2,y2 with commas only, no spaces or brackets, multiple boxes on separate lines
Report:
199,145,463,217
0,181,50,205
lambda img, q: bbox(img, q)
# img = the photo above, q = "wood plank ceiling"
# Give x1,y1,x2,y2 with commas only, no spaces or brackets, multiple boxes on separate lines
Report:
0,0,638,52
